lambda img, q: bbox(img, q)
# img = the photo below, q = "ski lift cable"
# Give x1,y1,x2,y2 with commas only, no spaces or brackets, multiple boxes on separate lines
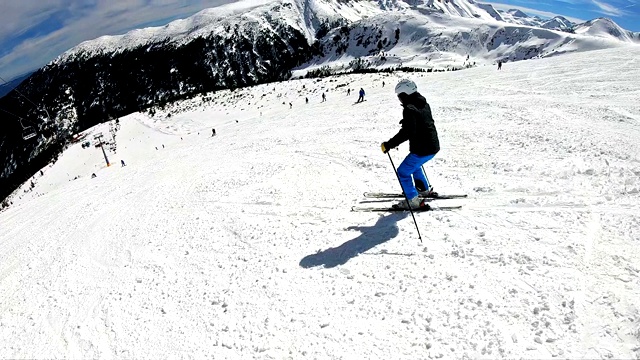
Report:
0,73,40,109
0,73,51,126
1,106,36,140
0,104,37,128
0,106,25,120
1,72,46,141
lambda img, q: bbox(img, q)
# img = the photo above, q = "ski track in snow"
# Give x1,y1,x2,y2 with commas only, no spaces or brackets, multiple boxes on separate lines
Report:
1,46,640,358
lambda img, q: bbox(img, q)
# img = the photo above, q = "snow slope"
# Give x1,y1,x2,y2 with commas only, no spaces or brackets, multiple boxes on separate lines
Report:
2,47,640,358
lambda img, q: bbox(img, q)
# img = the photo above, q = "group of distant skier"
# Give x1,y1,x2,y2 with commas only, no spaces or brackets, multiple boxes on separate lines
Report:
305,87,368,106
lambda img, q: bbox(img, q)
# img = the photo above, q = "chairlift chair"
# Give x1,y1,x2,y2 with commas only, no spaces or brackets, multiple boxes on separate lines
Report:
21,106,51,140
22,128,36,140
19,120,36,140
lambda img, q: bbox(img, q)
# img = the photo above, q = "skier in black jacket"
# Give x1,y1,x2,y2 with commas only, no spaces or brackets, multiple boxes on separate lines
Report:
381,79,440,209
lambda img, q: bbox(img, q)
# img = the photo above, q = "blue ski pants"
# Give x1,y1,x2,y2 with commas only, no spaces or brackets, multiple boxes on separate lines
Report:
397,153,435,199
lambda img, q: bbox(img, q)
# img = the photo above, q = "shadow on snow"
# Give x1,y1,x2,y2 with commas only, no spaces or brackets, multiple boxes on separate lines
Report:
299,213,408,269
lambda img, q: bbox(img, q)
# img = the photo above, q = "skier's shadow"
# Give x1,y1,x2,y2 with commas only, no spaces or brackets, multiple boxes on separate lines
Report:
299,212,408,269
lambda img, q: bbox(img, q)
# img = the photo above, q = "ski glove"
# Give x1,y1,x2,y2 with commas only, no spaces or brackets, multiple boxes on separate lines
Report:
381,142,390,153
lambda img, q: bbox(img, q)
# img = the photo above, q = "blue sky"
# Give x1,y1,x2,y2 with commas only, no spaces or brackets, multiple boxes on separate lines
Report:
0,0,639,82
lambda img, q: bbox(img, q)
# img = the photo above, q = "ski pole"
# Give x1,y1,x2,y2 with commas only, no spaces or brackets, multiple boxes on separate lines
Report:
421,165,430,191
387,152,423,242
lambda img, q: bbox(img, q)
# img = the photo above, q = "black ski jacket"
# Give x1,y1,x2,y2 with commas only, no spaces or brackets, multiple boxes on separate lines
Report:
385,92,440,156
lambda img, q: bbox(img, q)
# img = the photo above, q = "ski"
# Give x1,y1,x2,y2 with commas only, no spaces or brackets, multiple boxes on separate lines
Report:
352,205,462,212
359,196,453,204
363,192,467,200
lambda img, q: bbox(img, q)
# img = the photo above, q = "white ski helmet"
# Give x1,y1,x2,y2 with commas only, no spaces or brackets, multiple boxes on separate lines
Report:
395,79,418,95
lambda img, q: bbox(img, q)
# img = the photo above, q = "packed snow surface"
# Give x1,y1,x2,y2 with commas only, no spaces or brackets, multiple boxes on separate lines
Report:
2,46,640,358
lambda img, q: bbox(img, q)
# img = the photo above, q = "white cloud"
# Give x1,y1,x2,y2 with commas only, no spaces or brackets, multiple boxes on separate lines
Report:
0,2,64,42
0,0,243,80
591,0,625,15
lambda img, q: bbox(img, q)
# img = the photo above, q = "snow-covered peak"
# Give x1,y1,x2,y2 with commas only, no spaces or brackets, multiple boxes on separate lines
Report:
575,17,636,42
496,8,560,29
507,8,528,18
541,16,574,31
415,0,503,22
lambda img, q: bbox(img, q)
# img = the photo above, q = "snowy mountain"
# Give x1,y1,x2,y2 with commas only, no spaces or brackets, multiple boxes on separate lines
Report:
508,8,528,18
496,8,640,40
38,0,640,73
575,17,639,42
540,16,575,32
1,46,640,358
408,0,503,21
500,12,576,33
496,9,544,28
1,0,639,203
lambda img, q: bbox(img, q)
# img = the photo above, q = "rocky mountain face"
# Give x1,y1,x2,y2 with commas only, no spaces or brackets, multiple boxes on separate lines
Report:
1,0,638,203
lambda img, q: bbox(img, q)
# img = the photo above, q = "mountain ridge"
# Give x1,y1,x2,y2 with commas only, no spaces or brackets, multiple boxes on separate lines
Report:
52,0,640,64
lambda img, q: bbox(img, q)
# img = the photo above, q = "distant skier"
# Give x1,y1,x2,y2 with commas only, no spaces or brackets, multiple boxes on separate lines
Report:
380,79,439,210
347,88,351,96
121,159,126,167
305,97,309,104
91,173,97,179
357,88,365,103
289,102,292,109
212,128,216,137
322,93,326,102
497,61,503,70
382,81,385,87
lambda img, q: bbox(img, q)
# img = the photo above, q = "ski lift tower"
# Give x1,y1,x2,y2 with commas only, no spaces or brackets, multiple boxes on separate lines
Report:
94,133,110,167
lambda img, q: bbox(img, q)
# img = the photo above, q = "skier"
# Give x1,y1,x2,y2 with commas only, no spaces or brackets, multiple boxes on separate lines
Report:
305,97,309,104
357,88,365,103
322,93,326,102
380,79,439,209
212,128,216,137
347,88,351,96
497,61,502,70
121,159,126,167
382,81,385,88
